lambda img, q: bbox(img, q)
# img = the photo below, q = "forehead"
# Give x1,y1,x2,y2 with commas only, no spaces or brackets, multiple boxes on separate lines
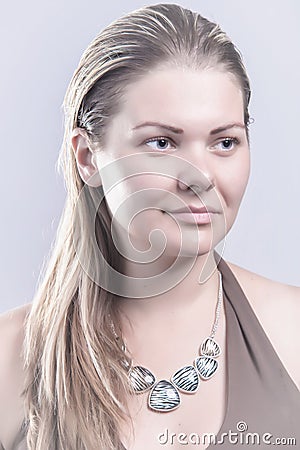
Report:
116,67,244,130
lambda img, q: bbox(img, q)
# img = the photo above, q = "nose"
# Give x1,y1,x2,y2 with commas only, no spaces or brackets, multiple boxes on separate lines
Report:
178,179,215,195
177,152,215,195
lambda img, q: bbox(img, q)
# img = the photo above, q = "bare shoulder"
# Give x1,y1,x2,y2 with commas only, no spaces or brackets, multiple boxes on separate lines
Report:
0,302,32,338
226,261,300,390
226,261,299,304
0,303,32,365
0,303,32,448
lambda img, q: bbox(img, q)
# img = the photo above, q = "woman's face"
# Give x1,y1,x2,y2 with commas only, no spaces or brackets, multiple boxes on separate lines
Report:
93,67,250,260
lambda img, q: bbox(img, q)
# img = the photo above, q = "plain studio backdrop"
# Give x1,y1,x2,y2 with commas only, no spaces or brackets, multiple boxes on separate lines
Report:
0,0,299,313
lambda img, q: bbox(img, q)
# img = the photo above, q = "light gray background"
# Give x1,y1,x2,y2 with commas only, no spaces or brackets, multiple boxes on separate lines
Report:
1,0,299,313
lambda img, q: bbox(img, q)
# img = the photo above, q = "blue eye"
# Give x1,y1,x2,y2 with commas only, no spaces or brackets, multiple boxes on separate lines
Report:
144,137,174,151
215,137,240,152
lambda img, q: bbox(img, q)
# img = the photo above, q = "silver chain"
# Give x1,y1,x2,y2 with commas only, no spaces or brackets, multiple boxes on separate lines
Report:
210,270,223,339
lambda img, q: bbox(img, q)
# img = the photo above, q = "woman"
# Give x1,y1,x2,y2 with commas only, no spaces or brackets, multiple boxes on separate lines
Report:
0,3,299,449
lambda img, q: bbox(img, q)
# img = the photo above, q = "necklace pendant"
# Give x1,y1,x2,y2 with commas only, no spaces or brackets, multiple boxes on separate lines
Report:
200,337,221,357
128,366,156,393
195,356,219,379
148,380,180,412
171,365,200,393
195,337,221,380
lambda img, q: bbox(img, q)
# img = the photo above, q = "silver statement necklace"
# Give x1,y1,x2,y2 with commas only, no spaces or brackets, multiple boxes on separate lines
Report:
111,270,223,413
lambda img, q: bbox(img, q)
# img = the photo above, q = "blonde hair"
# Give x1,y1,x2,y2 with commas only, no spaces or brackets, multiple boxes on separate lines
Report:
22,3,251,449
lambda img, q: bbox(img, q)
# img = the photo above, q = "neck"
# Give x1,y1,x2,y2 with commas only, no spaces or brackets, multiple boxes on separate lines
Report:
116,250,220,340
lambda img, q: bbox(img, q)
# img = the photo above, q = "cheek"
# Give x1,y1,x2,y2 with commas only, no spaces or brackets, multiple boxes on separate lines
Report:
217,152,250,208
103,171,175,230
98,151,176,211
125,172,173,194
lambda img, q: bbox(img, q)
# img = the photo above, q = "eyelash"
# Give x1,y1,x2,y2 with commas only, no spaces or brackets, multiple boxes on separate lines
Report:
143,136,241,153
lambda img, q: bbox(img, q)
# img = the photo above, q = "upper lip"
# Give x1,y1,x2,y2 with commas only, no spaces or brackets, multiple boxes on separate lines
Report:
167,205,220,214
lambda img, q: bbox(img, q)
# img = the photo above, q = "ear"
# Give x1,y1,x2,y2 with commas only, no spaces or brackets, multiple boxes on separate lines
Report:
71,128,102,187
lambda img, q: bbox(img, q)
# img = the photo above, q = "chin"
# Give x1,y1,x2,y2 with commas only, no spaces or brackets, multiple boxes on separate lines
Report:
151,230,220,259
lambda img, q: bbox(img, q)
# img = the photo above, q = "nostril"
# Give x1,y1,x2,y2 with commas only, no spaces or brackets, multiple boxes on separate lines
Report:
206,181,215,192
178,179,189,190
178,179,215,194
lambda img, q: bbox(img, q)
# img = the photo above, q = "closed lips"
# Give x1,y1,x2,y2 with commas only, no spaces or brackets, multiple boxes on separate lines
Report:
168,206,219,214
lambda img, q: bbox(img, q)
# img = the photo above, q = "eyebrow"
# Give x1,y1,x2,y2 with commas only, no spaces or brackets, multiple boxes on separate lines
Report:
132,121,245,135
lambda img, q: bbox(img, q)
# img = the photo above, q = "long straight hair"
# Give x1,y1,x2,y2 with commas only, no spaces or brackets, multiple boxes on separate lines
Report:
22,3,251,449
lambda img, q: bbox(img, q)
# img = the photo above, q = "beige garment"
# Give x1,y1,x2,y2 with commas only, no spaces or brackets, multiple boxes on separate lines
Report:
204,255,300,448
3,256,300,449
